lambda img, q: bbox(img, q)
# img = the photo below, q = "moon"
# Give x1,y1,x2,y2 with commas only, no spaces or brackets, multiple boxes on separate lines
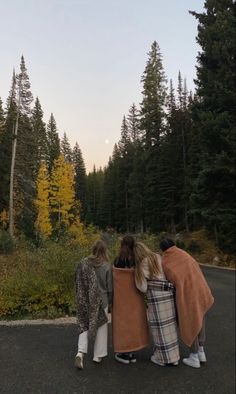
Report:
105,139,109,144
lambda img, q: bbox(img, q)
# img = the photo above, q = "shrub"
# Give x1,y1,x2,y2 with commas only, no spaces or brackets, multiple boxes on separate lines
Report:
0,230,15,254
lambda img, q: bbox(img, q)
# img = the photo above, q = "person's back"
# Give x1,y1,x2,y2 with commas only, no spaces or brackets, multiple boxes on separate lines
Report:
91,260,112,309
134,242,180,366
75,239,111,369
160,238,214,369
112,235,150,364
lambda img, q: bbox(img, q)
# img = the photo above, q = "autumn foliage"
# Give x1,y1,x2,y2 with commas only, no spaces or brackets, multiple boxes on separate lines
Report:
35,155,77,239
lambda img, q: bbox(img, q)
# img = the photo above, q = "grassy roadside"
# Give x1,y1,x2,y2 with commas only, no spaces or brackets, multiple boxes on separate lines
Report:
0,230,235,320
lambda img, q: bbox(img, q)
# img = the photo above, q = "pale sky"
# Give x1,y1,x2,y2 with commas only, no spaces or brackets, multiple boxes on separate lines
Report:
0,0,204,172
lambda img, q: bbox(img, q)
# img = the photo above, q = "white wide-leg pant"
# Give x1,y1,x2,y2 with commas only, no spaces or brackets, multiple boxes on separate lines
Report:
77,308,108,359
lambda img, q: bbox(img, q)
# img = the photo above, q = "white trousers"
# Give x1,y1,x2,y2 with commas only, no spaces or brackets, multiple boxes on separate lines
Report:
77,308,108,358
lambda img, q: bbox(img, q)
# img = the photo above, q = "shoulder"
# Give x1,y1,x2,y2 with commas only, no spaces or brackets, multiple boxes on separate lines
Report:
101,261,112,271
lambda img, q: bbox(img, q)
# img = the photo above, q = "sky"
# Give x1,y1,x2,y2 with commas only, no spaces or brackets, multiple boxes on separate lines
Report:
0,0,205,172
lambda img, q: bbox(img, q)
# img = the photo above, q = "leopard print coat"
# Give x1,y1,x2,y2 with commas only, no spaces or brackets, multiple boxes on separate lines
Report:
75,258,108,338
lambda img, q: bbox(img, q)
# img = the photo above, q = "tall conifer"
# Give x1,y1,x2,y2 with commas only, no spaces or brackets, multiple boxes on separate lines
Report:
73,142,86,218
0,72,17,213
31,97,47,174
61,132,72,162
190,0,236,251
140,41,167,231
46,113,60,172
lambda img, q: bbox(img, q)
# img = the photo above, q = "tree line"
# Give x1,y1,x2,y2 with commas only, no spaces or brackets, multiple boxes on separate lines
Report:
0,57,86,239
85,0,235,253
0,0,235,252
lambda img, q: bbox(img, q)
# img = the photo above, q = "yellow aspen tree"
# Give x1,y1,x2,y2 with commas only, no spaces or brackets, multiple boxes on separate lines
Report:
50,154,75,228
35,161,52,238
0,210,9,229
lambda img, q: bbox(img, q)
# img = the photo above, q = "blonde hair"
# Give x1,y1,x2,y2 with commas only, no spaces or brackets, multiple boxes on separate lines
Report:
90,240,109,264
134,242,160,287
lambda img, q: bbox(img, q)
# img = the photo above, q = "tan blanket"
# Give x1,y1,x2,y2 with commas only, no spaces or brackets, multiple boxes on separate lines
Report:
112,267,150,352
162,246,214,347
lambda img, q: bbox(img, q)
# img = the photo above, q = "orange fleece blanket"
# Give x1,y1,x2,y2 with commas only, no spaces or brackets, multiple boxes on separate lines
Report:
112,267,150,353
162,246,214,347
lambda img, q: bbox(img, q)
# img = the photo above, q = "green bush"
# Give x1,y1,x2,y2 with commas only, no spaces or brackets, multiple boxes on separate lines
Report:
0,241,84,318
0,230,235,320
0,230,15,254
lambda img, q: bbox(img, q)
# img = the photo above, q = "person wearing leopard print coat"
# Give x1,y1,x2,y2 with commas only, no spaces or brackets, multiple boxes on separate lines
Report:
75,240,112,369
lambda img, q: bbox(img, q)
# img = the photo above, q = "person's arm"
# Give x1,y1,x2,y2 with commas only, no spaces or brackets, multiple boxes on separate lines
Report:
135,276,147,293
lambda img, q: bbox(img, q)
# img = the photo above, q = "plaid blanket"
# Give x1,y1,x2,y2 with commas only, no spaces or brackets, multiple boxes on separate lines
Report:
147,279,179,364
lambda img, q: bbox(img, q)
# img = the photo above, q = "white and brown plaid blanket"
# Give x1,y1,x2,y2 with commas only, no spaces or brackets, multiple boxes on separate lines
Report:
147,279,179,364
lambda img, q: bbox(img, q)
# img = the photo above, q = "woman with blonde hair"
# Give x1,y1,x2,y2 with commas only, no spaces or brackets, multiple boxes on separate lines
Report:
134,242,179,366
75,239,112,369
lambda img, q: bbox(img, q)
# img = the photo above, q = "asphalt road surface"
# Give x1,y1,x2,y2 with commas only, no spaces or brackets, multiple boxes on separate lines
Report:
0,266,235,394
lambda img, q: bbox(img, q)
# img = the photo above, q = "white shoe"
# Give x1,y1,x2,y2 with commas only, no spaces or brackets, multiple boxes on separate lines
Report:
75,352,84,369
93,356,102,363
198,350,207,363
183,353,200,368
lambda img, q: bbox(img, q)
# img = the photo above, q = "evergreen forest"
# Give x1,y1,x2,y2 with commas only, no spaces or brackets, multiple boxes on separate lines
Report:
0,0,235,255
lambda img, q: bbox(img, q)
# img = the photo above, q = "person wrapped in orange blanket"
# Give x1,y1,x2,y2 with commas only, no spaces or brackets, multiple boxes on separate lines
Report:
160,238,214,369
112,235,150,364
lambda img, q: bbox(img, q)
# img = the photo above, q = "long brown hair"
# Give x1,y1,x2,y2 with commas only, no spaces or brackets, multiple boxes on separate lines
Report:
89,240,109,264
118,235,135,261
134,242,160,287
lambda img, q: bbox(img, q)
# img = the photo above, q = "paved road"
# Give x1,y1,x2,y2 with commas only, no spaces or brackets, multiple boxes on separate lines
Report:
0,267,235,394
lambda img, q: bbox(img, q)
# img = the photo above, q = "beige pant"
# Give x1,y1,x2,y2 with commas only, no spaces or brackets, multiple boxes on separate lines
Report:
78,308,108,358
190,318,206,353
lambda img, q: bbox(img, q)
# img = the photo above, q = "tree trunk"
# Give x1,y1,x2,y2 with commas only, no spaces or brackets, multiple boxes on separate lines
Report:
181,120,189,231
125,180,129,232
9,110,20,238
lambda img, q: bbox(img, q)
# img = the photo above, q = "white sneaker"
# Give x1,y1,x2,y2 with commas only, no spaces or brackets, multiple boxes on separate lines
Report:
198,350,207,363
93,356,102,363
183,353,200,368
75,352,84,369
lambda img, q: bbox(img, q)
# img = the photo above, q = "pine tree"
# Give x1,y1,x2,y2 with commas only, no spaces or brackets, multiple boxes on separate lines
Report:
158,75,192,233
16,55,33,115
126,103,144,231
31,97,47,174
118,116,129,154
158,79,178,233
0,97,6,215
61,132,72,162
140,41,167,231
0,72,17,214
99,147,119,229
127,103,141,143
128,142,146,232
72,142,86,218
46,113,60,172
50,154,75,229
85,166,104,225
189,0,236,251
0,97,4,138
13,56,36,237
115,116,135,232
35,161,52,238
